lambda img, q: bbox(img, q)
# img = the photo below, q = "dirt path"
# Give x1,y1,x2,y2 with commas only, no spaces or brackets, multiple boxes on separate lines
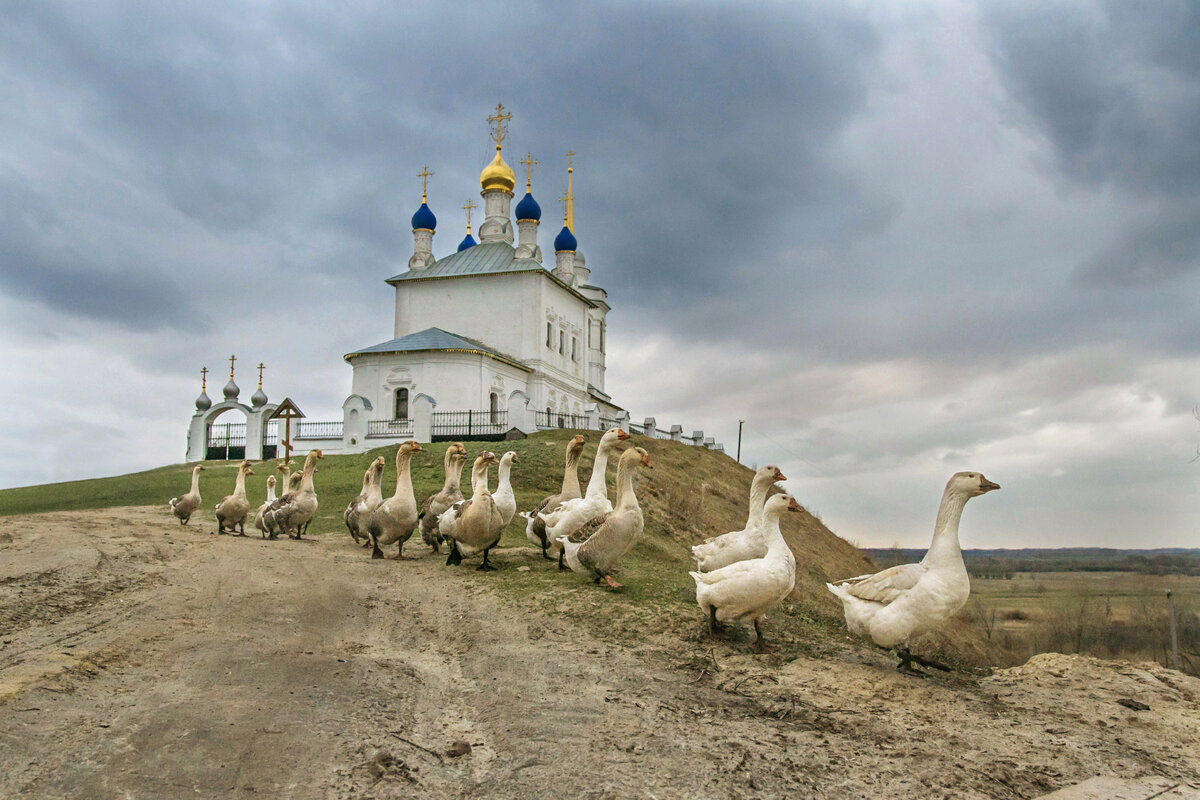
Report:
2,508,1199,799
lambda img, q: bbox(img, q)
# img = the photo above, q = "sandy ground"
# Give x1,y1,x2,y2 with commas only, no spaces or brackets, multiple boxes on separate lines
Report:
2,507,1199,800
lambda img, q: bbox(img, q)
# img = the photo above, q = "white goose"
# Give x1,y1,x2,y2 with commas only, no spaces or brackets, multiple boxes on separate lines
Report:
537,427,630,568
826,471,1000,673
253,474,277,537
169,465,205,525
691,465,786,572
492,451,519,528
690,493,802,652
522,435,586,558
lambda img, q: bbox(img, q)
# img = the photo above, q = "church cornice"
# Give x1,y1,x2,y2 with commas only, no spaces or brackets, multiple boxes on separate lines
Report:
387,266,599,309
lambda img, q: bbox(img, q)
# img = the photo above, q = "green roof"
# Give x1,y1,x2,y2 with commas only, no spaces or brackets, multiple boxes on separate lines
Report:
387,241,542,282
343,327,532,372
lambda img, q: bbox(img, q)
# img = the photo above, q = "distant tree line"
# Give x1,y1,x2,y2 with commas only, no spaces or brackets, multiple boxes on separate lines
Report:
867,549,1200,577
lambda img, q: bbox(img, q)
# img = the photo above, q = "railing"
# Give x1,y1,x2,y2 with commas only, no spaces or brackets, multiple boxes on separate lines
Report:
207,422,247,447
432,409,507,440
535,411,592,430
295,421,343,439
653,427,673,441
599,416,621,429
263,424,279,445
368,418,414,437
628,422,646,435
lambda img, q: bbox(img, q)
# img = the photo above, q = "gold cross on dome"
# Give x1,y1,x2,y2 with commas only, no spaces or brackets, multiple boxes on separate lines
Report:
200,366,208,391
228,354,236,379
463,198,477,232
257,362,265,389
487,103,512,149
559,191,569,222
417,165,434,202
520,152,538,190
565,150,575,172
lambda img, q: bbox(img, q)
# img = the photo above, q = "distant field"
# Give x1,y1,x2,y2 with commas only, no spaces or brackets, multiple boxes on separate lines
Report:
968,571,1200,674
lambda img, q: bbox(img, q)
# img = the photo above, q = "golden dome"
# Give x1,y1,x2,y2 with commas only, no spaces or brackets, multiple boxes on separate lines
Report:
480,148,516,194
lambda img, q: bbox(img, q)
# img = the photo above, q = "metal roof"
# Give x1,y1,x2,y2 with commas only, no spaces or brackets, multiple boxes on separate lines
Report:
344,327,532,372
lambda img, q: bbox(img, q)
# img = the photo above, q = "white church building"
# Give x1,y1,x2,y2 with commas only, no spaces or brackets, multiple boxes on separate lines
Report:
185,107,720,461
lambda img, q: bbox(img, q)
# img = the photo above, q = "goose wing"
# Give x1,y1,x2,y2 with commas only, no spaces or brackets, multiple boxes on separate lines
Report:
840,563,924,605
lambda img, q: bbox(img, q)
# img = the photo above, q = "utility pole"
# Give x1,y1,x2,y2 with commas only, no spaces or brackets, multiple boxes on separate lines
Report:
736,419,745,463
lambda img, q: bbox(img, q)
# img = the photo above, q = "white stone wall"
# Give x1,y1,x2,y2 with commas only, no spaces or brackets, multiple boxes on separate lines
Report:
348,350,532,418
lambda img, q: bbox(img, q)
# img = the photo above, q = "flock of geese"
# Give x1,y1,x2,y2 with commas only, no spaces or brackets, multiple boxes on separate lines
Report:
168,428,1000,672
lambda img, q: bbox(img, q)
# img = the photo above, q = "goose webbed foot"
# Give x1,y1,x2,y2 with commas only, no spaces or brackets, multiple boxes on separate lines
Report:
896,647,930,676
706,606,729,640
476,550,497,571
753,620,777,653
602,574,623,590
557,551,569,572
540,546,554,561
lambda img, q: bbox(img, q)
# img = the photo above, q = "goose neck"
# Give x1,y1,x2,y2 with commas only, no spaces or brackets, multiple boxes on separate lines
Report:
497,460,512,492
746,472,774,529
562,450,582,496
923,489,969,568
189,468,202,496
584,441,615,498
299,459,318,493
613,457,640,511
444,456,465,493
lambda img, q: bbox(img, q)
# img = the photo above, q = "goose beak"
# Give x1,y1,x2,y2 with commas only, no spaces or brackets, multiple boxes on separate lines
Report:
980,479,1000,492
641,454,654,468
774,468,787,481
787,498,803,512
617,430,631,440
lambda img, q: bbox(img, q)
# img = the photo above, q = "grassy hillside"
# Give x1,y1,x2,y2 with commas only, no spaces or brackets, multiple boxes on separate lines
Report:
0,430,999,666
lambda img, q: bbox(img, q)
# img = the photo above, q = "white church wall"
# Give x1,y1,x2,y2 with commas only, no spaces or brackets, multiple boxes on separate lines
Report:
393,272,536,361
348,351,531,420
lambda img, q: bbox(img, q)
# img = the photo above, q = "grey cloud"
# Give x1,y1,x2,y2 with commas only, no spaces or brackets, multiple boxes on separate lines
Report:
1074,211,1200,286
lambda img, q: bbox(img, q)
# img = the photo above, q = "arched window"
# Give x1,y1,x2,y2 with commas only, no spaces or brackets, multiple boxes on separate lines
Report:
489,392,499,424
394,388,409,420
559,330,565,354
571,336,578,361
546,322,553,348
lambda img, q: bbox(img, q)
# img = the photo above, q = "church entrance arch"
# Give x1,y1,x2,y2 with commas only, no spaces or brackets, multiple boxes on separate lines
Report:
203,403,251,461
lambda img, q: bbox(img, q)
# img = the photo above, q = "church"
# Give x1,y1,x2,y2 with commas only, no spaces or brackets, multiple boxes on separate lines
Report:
342,104,623,438
185,105,689,462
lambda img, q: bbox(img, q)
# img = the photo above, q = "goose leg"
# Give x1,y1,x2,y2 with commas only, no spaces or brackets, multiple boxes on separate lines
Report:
896,647,925,676
707,606,728,640
393,541,414,560
557,549,569,572
476,548,497,572
540,544,554,561
370,535,384,560
753,619,777,653
908,651,952,672
446,545,462,566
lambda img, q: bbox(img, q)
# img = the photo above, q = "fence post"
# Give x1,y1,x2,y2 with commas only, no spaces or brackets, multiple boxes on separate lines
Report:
643,417,656,438
412,394,435,443
692,430,704,447
1168,589,1180,671
616,411,630,433
670,424,682,442
585,404,600,431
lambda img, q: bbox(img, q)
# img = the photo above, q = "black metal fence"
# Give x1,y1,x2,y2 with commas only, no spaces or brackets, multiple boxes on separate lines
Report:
295,421,343,439
368,419,414,438
535,410,593,430
432,409,508,441
205,422,247,461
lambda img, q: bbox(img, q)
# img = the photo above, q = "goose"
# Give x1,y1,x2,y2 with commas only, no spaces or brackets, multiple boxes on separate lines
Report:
826,471,1000,673
418,442,468,552
215,460,255,535
364,441,423,559
521,435,586,559
262,449,323,539
537,427,630,568
262,466,303,540
345,456,387,547
691,465,786,572
443,451,505,571
254,475,277,537
438,450,494,547
559,446,653,589
690,493,803,652
492,451,519,528
169,465,205,525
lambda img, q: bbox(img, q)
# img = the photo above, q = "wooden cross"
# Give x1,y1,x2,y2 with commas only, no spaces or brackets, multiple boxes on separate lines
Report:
463,199,477,232
257,362,265,389
487,103,512,149
228,354,236,379
520,152,538,191
418,165,433,201
200,366,208,391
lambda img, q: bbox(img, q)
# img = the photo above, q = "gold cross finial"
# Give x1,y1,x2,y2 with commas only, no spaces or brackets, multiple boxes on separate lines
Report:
200,366,208,391
565,150,575,173
463,198,477,233
487,103,512,150
257,362,265,389
229,354,236,380
417,165,434,202
519,152,538,192
564,151,576,233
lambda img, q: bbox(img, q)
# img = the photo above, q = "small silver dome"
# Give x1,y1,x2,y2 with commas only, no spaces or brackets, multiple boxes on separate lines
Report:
251,387,268,408
573,248,586,267
195,390,212,412
223,379,240,400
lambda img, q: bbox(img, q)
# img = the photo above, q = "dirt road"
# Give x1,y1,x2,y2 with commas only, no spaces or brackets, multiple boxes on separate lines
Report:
2,508,1199,799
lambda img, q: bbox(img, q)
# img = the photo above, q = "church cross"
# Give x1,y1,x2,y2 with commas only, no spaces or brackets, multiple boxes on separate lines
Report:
200,366,208,391
520,152,538,191
417,165,434,202
565,150,575,172
257,362,265,389
463,199,477,232
228,354,236,380
559,191,569,223
487,103,512,149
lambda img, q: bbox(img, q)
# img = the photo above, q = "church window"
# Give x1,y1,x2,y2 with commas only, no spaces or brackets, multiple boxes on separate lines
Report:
571,336,578,361
546,322,552,348
489,392,499,424
600,323,605,353
394,388,409,420
559,330,565,354
588,323,592,349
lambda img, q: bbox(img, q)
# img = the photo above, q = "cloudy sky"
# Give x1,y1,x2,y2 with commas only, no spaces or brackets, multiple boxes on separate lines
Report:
3,1,1199,549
